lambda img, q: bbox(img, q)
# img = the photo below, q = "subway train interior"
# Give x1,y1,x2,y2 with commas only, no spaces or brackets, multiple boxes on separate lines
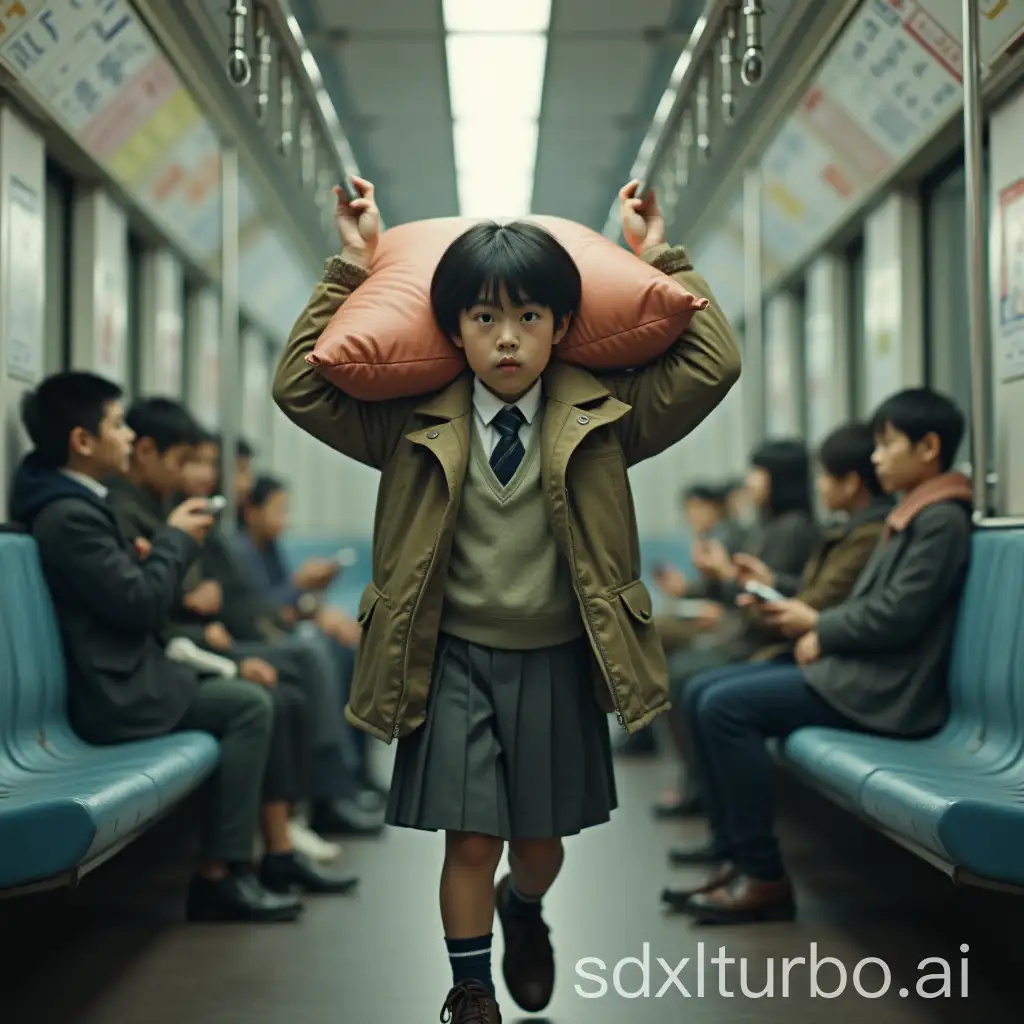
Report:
2,0,1024,1020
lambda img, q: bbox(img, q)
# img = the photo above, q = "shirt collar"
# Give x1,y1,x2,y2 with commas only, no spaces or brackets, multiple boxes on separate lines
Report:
60,468,108,499
472,376,543,427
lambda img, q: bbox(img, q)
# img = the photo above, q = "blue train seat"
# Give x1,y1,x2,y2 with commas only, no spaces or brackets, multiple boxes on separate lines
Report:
0,533,219,893
782,528,1024,885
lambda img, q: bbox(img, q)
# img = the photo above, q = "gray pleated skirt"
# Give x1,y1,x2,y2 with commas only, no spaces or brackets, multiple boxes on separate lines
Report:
386,633,618,839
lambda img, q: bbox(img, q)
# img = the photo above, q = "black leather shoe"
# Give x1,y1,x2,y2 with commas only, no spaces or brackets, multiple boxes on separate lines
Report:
260,851,359,894
668,840,726,867
186,871,303,922
310,798,385,836
494,874,554,1013
652,793,704,819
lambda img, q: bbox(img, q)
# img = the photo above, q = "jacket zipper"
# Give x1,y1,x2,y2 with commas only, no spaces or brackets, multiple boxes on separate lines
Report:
392,507,449,740
564,486,626,729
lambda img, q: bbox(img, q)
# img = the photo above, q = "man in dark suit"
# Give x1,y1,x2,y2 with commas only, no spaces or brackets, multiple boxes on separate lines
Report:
10,374,351,919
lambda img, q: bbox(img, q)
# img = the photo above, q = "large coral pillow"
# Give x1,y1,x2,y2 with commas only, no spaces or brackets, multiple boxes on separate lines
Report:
307,215,707,400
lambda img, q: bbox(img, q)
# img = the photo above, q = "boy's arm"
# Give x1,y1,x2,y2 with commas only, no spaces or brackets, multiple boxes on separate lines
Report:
796,527,881,611
34,501,200,634
773,572,803,597
815,505,971,655
599,244,741,466
272,256,415,470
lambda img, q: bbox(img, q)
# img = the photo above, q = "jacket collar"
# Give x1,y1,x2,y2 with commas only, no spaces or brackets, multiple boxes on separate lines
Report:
884,472,973,536
412,361,618,422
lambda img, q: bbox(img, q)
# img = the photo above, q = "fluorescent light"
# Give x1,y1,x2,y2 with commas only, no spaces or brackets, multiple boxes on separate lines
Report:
458,174,534,219
444,4,551,218
452,121,538,176
443,0,551,33
445,35,547,120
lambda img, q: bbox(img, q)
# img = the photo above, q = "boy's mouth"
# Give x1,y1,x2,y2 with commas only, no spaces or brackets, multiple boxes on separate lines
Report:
497,357,520,373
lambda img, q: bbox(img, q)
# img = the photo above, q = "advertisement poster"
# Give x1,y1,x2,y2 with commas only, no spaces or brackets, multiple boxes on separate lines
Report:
3,175,44,382
998,177,1024,382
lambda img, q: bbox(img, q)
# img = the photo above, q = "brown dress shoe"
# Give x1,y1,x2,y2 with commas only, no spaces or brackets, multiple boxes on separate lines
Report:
661,862,737,912
494,874,554,1012
440,981,501,1022
689,873,796,925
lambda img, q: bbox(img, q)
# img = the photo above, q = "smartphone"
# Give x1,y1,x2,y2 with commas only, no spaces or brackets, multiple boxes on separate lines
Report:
206,495,227,515
334,547,358,568
674,599,708,619
744,580,784,603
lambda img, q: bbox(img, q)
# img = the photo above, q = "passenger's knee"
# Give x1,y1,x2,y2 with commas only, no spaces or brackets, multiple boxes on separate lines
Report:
445,831,505,871
239,682,275,731
508,837,563,869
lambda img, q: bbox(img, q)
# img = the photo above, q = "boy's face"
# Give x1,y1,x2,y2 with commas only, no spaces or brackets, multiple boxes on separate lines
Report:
71,401,134,477
453,283,570,402
683,497,720,535
245,489,288,541
872,421,941,494
817,469,860,512
180,442,219,498
235,456,254,505
134,438,194,498
745,467,771,509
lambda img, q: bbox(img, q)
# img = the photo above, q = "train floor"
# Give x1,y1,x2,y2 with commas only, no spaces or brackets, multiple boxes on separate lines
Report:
2,749,1023,1023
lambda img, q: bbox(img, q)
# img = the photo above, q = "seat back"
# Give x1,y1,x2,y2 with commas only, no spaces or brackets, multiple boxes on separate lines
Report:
0,535,74,761
944,529,1024,756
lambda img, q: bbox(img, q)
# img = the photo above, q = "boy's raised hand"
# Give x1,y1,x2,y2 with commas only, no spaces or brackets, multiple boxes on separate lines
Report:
619,179,667,257
334,176,380,268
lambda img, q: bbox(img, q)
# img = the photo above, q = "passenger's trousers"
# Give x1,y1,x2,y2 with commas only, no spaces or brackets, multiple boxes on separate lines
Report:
233,633,358,802
177,677,274,863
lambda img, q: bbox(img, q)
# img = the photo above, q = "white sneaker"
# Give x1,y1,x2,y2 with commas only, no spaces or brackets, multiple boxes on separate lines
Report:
289,819,342,862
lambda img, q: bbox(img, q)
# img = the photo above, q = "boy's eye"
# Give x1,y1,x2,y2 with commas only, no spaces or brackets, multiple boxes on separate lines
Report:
522,312,539,323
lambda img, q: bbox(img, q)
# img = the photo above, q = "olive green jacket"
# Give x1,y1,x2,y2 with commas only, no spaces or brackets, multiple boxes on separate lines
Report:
272,243,741,741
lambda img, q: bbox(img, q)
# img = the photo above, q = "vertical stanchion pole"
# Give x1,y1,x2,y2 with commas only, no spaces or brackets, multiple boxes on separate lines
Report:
962,0,989,517
743,164,765,450
219,147,240,534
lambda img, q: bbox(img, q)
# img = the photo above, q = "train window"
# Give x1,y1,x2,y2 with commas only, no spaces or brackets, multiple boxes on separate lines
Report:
845,235,866,417
43,162,73,375
921,151,991,472
125,232,145,401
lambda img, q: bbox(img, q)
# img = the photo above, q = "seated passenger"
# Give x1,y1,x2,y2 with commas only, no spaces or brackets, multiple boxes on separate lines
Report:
10,372,309,922
178,438,385,838
236,475,384,800
664,388,972,924
108,398,362,889
664,421,892,848
651,439,820,817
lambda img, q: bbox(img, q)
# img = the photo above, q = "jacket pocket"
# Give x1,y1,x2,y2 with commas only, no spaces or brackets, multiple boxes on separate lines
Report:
592,580,668,726
348,584,403,740
617,579,654,624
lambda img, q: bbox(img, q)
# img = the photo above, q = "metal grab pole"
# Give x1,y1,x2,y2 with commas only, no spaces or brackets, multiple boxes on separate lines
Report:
219,147,240,534
962,0,989,517
743,165,765,449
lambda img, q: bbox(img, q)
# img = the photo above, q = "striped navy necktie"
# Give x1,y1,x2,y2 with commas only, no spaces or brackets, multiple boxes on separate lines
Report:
489,406,526,486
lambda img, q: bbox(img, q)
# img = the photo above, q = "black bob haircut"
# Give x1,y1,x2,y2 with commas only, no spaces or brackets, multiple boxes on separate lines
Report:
751,439,813,518
869,387,965,471
818,423,885,496
21,372,123,469
430,222,582,339
247,475,287,508
126,397,202,454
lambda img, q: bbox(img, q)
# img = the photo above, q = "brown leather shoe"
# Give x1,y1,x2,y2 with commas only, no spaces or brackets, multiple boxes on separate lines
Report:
440,981,501,1022
494,874,554,1012
661,861,737,912
689,873,796,924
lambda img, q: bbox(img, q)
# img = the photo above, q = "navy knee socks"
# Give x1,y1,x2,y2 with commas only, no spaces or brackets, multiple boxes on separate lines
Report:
446,934,494,994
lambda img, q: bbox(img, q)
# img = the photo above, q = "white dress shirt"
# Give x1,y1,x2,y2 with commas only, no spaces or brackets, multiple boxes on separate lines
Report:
60,468,108,499
472,377,542,456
